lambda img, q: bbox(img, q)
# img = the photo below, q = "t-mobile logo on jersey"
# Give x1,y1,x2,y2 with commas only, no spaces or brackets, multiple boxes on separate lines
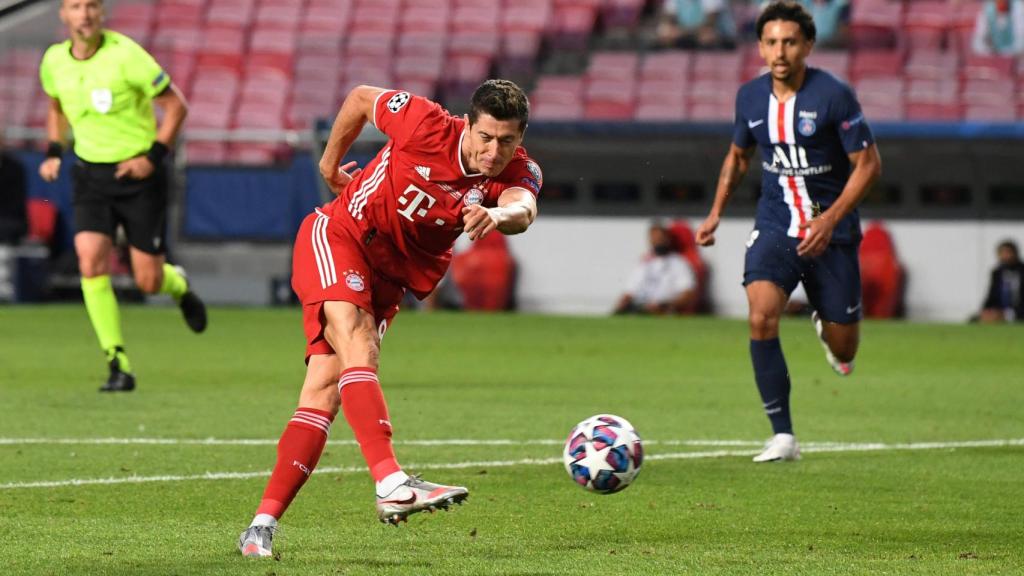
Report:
396,184,436,222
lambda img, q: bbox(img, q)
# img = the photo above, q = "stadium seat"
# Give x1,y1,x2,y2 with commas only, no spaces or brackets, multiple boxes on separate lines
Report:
400,6,450,33
394,53,444,83
549,5,598,52
808,51,850,80
350,2,401,33
602,0,645,30
254,3,303,29
856,77,906,121
397,32,447,57
346,30,395,58
206,0,257,28
851,50,905,81
300,4,352,34
452,6,500,32
586,52,639,83
692,52,743,82
961,55,1015,81
962,78,1015,107
250,27,298,57
688,102,733,122
902,1,952,52
185,142,229,164
849,0,902,50
905,50,959,80
449,31,500,58
502,0,551,33
640,51,691,83
532,100,584,120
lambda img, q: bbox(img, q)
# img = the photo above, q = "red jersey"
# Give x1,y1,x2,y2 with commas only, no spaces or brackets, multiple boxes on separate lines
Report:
321,90,542,298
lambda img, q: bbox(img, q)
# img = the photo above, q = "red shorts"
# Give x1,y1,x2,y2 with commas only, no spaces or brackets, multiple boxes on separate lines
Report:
292,210,405,360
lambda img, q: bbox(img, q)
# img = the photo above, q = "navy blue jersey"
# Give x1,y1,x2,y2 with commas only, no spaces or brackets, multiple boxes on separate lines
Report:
733,68,874,244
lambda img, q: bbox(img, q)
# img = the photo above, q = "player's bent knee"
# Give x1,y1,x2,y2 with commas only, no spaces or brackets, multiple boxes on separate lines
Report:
748,311,780,338
135,274,161,294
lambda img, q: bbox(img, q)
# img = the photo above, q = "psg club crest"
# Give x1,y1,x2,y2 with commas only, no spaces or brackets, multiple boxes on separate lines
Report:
798,117,816,137
386,92,410,113
91,88,112,114
464,188,484,206
344,270,366,292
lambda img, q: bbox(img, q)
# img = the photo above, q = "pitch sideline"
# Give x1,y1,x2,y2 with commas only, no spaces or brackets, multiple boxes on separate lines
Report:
0,438,1021,490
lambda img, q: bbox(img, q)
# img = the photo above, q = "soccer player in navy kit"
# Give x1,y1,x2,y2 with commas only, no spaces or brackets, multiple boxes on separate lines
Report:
696,1,882,462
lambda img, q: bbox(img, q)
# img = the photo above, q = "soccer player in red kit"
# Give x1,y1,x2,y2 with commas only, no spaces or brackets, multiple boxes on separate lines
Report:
238,79,540,557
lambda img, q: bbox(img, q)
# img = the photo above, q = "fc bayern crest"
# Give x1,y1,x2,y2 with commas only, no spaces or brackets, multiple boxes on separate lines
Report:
386,91,410,113
798,117,816,137
344,271,366,292
464,188,484,206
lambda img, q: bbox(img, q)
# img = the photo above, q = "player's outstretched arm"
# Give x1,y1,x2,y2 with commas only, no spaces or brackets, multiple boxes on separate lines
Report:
461,187,537,241
796,144,882,257
318,85,386,194
696,143,755,247
39,97,68,182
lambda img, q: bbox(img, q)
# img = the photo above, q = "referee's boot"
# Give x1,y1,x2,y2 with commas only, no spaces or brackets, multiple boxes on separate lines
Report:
174,265,208,333
100,347,136,392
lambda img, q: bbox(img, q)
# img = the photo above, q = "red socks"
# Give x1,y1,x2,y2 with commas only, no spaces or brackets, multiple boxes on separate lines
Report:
339,367,401,481
256,407,334,519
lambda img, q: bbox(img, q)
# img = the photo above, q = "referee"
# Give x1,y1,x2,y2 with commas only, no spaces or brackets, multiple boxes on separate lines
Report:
38,0,206,392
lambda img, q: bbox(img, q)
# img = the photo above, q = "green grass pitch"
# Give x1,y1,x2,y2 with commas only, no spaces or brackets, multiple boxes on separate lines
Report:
1,305,1022,575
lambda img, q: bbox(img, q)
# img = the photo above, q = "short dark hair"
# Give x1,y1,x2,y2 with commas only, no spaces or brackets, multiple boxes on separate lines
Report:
468,79,529,131
998,240,1019,258
756,1,816,43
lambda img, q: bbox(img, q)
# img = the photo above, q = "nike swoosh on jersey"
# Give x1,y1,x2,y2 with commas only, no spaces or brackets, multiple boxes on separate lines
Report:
846,304,862,314
748,119,765,128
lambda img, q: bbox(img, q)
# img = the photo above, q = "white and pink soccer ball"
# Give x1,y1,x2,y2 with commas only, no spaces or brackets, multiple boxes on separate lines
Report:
562,414,644,494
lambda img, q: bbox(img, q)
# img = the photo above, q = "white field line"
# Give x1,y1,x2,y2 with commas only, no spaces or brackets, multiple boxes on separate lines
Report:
0,437,766,447
0,438,1021,491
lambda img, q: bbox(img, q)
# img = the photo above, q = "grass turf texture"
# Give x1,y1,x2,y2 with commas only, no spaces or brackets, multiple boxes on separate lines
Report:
1,305,1022,575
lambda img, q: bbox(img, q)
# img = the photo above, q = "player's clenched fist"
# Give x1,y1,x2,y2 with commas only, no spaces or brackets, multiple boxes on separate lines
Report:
321,161,362,196
461,204,501,241
696,214,720,246
39,157,61,182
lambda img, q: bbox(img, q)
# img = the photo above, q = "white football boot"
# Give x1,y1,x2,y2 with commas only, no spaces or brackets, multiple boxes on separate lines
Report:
812,311,854,376
376,475,468,525
752,433,802,463
238,524,275,558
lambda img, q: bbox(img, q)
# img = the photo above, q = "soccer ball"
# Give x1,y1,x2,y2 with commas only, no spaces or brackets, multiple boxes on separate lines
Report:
562,414,643,494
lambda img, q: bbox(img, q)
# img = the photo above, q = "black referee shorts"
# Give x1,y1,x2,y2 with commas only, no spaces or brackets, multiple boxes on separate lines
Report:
71,158,169,255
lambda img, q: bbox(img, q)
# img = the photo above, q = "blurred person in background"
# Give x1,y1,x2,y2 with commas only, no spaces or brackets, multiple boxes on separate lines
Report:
614,221,698,315
238,80,540,558
977,240,1024,323
0,131,28,245
696,1,881,463
37,0,205,392
973,0,1024,55
656,0,738,49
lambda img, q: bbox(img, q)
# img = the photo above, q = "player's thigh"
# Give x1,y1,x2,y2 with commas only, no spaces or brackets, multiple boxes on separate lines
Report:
322,300,380,368
292,212,377,362
113,169,168,256
803,241,862,324
743,227,803,295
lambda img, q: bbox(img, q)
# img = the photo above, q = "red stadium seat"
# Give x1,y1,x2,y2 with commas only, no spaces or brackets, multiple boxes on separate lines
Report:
808,51,850,80
184,142,229,165
692,52,743,82
394,53,444,82
688,102,734,122
602,0,645,30
961,55,1015,81
300,4,352,34
851,50,905,81
849,0,902,49
251,27,298,57
688,79,740,105
905,50,959,80
586,52,639,83
962,78,1015,107
350,2,400,33
641,51,691,83
502,0,551,33
399,6,450,33
157,2,204,28
531,100,583,120
206,0,256,27
397,32,447,57
345,30,395,58
549,5,598,52
254,3,302,29
902,1,952,51
108,2,155,26
635,100,687,121
452,6,500,32
448,31,500,58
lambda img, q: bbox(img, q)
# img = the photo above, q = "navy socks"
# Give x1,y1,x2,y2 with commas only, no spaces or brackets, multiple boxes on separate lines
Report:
750,338,793,434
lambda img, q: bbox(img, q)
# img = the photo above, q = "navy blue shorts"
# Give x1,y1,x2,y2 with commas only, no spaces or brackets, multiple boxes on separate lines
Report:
743,226,862,324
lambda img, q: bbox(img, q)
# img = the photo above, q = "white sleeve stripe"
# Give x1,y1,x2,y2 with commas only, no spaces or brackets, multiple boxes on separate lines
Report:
370,90,390,129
